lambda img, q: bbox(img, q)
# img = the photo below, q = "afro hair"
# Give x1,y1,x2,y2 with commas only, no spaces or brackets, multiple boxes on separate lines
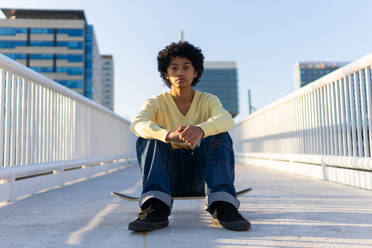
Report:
157,41,204,88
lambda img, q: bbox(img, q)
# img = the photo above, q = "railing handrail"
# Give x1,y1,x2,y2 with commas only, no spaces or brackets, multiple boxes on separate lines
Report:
235,52,372,127
0,53,130,125
0,155,131,179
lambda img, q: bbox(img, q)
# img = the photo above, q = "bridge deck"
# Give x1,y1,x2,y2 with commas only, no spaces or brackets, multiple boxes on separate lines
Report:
1,162,372,248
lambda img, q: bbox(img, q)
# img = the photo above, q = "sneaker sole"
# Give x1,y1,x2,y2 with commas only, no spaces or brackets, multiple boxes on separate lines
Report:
212,218,251,231
128,220,169,232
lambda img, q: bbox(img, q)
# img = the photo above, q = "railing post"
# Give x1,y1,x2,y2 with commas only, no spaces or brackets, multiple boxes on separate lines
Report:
321,157,328,181
1,176,16,202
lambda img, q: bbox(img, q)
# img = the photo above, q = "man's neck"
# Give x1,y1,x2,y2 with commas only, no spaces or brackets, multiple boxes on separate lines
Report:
170,88,195,104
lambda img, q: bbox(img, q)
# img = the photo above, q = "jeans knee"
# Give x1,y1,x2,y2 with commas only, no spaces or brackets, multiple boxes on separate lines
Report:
136,137,170,155
210,132,233,149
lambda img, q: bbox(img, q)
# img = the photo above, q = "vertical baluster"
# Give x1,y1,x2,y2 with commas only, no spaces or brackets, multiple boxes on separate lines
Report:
315,89,321,155
354,72,363,157
87,107,90,158
41,86,46,163
335,80,343,155
26,80,32,165
343,76,352,156
326,84,334,155
4,71,12,167
349,74,357,156
320,87,327,156
29,81,35,164
51,91,56,162
359,69,369,157
0,69,5,167
62,95,65,161
311,91,318,154
19,77,27,165
10,73,17,166
330,82,339,156
365,67,372,157
37,84,42,164
339,78,348,156
44,88,49,163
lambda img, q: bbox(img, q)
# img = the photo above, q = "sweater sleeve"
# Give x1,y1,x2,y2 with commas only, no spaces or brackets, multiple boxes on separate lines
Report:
196,94,235,138
130,97,169,142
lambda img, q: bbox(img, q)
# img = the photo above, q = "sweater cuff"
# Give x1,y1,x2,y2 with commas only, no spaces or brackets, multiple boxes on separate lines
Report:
196,123,211,138
158,129,170,143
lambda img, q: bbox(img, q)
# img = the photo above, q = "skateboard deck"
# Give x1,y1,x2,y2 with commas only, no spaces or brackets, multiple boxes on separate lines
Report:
111,188,252,202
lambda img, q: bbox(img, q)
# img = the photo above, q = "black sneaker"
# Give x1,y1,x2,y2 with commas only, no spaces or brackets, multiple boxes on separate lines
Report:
128,198,170,232
209,201,251,231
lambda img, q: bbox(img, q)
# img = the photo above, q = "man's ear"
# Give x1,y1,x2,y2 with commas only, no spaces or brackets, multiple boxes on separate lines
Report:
193,71,198,78
164,72,169,80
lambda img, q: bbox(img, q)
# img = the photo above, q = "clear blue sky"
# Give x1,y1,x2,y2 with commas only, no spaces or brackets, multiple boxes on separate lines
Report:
1,0,372,123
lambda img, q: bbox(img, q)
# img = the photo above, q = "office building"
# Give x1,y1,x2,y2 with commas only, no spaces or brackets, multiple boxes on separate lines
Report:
294,61,349,89
101,55,114,110
0,8,112,106
195,61,239,117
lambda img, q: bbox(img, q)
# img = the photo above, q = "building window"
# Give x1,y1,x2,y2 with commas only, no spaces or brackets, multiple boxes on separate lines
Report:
30,67,54,73
56,41,83,49
0,27,27,35
30,28,54,34
56,54,83,62
30,41,54,47
55,80,83,88
3,53,27,60
57,29,83,37
0,40,27,48
56,67,83,75
30,54,54,60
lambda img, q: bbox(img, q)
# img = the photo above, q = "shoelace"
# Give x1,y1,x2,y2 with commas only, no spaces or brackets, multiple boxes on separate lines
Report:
138,207,154,220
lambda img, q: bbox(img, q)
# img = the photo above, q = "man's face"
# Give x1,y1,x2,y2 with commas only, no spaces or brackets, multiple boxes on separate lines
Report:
165,56,197,89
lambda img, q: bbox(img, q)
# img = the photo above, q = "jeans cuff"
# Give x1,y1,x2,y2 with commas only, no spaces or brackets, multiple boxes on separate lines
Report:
205,191,240,210
140,190,173,210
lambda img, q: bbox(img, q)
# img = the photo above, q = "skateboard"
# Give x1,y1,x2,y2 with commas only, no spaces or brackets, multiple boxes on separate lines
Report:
111,188,252,202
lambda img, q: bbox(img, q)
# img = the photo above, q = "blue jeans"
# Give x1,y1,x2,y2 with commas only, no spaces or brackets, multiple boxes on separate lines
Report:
136,132,239,212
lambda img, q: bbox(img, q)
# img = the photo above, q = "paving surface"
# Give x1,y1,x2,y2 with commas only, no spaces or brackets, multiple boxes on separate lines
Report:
1,162,372,248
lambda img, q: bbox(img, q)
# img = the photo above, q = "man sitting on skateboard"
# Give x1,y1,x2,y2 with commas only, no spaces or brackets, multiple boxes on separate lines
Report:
128,41,250,232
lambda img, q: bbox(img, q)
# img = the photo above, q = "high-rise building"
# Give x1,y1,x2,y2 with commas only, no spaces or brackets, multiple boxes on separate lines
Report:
0,8,112,107
101,55,114,110
195,61,239,117
294,61,349,89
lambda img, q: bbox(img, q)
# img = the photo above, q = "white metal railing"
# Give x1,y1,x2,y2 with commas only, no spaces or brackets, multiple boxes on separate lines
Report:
230,53,372,190
0,54,137,202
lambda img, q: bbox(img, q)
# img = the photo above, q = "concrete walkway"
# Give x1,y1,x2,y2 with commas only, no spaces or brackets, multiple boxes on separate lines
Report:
1,162,372,248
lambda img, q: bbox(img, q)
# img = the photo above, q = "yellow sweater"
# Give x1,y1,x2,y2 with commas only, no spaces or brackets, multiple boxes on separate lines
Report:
130,90,234,149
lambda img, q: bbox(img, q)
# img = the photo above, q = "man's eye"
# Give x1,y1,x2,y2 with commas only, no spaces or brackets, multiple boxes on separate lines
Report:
184,66,189,70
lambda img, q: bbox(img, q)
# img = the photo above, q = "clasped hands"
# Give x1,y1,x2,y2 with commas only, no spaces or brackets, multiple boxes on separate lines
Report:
166,125,204,148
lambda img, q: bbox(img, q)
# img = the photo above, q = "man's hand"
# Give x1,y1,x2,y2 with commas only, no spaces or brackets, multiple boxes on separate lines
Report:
179,125,204,148
166,125,204,148
166,129,184,143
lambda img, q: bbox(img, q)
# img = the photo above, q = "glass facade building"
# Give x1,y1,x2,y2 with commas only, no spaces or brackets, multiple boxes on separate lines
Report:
101,55,114,111
293,61,349,89
0,9,112,108
194,61,239,117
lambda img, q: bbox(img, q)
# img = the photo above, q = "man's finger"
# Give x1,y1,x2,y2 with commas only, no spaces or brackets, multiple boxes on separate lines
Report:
177,125,188,132
180,126,192,138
